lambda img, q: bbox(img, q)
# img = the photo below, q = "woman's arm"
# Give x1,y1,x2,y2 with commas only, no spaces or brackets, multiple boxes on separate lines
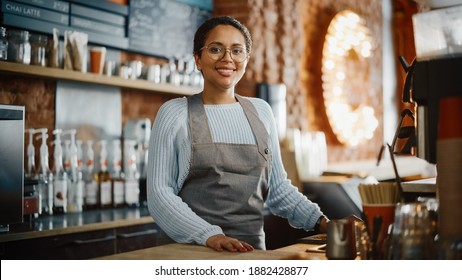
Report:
146,98,223,246
251,98,324,231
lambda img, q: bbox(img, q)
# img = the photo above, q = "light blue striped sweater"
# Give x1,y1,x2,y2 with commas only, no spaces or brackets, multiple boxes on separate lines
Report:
146,95,323,246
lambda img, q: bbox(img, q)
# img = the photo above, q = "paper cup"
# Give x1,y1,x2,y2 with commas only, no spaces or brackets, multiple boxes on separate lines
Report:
90,47,106,74
362,203,396,257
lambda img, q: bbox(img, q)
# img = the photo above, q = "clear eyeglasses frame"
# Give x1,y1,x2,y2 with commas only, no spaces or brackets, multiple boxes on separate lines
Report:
200,43,249,63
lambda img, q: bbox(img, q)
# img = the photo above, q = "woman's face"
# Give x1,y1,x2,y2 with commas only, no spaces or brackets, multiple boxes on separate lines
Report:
195,25,248,93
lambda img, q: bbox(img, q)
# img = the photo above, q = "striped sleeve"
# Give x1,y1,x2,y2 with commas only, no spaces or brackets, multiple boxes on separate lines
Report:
249,97,323,230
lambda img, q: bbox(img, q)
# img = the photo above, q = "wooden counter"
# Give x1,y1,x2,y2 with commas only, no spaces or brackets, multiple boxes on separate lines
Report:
96,242,327,260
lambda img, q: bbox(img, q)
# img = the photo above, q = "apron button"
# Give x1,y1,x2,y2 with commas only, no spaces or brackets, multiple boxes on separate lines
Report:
264,148,269,154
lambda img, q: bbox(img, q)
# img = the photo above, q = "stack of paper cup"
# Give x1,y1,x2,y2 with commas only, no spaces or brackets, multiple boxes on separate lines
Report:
437,97,462,245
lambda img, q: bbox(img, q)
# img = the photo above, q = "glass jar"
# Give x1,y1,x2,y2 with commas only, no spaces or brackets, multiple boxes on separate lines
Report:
0,27,7,61
30,34,48,67
7,29,31,65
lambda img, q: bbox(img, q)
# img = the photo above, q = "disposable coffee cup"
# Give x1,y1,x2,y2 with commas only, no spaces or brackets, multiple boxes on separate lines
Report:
90,47,106,74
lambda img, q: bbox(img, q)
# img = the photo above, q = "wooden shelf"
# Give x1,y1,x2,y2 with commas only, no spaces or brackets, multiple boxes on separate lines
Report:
0,61,201,96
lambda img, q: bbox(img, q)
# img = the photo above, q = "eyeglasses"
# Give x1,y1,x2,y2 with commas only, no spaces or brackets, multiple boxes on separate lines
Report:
200,43,249,63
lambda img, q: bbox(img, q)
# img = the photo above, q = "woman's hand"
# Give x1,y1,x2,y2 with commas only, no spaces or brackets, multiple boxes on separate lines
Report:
206,234,254,252
320,215,363,233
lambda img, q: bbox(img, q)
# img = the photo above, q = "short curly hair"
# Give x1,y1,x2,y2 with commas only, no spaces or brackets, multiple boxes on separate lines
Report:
193,16,252,58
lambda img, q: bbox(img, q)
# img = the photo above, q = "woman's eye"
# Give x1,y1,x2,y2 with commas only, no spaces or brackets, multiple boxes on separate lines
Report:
208,47,222,54
231,48,244,55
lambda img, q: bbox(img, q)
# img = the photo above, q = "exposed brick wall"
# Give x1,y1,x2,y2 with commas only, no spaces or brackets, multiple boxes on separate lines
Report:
0,75,56,169
0,76,55,132
215,0,309,130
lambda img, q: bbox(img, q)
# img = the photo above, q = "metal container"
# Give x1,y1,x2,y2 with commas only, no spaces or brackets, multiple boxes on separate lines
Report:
326,219,357,260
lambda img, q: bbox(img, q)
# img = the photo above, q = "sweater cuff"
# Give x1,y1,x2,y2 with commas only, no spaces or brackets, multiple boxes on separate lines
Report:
194,226,224,246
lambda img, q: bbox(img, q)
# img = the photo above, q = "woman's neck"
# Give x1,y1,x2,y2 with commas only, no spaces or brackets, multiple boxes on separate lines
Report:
201,89,237,104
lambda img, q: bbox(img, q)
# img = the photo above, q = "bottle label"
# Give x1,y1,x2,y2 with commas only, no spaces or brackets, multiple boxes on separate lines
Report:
85,180,98,205
77,180,84,209
113,180,124,205
38,178,53,214
54,179,68,208
100,181,112,205
125,179,139,205
68,180,84,212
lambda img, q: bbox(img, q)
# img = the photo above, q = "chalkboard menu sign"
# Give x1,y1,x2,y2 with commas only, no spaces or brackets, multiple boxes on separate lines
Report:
129,0,210,59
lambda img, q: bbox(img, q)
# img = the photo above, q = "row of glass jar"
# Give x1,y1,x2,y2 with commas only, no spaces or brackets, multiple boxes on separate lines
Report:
0,26,48,66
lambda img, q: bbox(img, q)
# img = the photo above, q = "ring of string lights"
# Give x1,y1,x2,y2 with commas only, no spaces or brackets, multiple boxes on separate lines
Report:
321,10,379,147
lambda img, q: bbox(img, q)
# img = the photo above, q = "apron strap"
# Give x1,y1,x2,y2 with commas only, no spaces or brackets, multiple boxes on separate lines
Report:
187,93,213,144
235,94,271,161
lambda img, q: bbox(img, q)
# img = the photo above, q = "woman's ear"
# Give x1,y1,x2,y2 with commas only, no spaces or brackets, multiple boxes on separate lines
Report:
194,53,202,71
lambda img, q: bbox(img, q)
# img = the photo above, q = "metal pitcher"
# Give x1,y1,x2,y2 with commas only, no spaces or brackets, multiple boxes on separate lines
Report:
326,219,357,260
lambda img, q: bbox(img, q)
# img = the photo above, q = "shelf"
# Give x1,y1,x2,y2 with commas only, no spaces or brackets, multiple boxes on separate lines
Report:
0,207,153,243
0,61,201,96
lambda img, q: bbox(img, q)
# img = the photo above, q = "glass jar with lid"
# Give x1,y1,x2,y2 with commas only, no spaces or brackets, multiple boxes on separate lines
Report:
30,34,48,67
0,27,7,61
7,29,31,65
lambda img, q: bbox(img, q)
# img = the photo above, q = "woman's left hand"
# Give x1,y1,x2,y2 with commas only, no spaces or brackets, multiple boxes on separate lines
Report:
206,234,254,252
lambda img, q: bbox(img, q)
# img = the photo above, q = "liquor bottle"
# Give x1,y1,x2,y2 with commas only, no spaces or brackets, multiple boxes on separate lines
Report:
36,128,53,215
98,140,112,208
111,139,125,208
83,140,99,210
64,130,83,213
124,140,140,208
52,129,68,214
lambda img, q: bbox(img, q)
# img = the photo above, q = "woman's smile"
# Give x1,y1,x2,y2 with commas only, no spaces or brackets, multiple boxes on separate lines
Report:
216,66,236,76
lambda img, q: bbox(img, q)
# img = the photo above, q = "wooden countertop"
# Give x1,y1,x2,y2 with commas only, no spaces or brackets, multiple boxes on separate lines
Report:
96,243,327,260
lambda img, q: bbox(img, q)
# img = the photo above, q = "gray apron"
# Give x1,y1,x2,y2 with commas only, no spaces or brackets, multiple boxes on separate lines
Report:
179,93,271,249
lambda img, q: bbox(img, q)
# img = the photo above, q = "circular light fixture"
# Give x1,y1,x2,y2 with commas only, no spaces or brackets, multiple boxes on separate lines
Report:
322,10,378,146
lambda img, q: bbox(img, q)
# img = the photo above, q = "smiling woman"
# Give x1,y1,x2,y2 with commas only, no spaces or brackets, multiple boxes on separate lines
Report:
146,16,346,254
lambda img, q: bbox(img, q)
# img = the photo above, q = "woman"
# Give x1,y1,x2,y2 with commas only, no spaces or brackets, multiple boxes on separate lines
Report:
147,16,329,252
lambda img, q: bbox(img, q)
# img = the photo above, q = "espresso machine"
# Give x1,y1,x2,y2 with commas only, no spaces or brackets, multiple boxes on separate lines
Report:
401,56,462,164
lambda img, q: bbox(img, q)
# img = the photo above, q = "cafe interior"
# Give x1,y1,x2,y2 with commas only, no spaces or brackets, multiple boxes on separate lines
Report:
0,0,461,260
